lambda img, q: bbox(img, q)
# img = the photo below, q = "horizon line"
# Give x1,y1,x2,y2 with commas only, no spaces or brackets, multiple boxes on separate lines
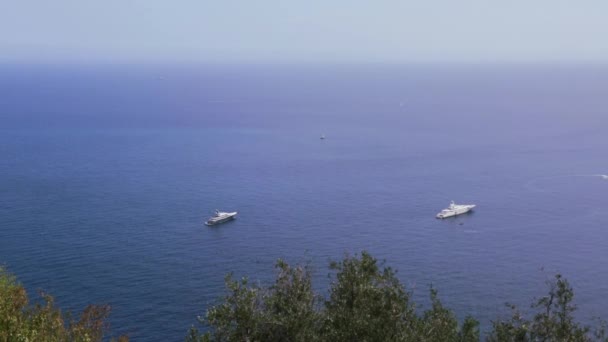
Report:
2,59,608,69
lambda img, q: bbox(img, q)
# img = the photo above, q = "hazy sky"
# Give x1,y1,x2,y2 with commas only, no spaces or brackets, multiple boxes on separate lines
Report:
2,0,608,64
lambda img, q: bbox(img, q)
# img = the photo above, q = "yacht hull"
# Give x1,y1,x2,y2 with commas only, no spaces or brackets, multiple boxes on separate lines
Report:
205,212,237,226
436,205,475,219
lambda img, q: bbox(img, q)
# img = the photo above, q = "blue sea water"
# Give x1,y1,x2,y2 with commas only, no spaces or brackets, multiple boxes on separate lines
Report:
1,64,608,340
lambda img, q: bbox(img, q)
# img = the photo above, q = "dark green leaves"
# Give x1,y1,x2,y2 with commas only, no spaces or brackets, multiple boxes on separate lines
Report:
488,274,593,342
0,267,126,342
192,252,480,342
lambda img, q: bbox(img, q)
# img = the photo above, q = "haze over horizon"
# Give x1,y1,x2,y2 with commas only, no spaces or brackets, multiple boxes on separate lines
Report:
2,0,608,65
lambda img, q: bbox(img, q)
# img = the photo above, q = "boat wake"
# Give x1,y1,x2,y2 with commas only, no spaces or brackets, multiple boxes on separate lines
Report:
525,173,608,192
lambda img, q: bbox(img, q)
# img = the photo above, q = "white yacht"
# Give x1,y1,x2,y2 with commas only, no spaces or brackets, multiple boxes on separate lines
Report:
436,201,476,219
205,210,238,226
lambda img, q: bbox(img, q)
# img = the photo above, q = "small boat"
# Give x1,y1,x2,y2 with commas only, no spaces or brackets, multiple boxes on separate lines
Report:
320,134,325,140
205,210,238,226
436,201,475,219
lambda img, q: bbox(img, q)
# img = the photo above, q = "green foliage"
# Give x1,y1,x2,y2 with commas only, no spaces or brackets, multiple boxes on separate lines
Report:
488,274,599,342
198,275,262,341
530,274,588,341
415,288,479,342
487,304,529,342
0,267,127,342
322,251,415,341
188,260,319,342
262,260,319,341
5,252,607,341
192,252,608,342
191,252,480,342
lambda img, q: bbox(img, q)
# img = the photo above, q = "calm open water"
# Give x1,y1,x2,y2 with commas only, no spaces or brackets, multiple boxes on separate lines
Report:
1,64,608,340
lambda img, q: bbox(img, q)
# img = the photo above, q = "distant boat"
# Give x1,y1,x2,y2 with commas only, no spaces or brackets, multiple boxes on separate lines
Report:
320,134,325,140
205,210,237,226
436,201,476,219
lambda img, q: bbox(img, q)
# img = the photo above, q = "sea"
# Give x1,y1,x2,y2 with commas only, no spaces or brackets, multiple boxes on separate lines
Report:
1,63,607,340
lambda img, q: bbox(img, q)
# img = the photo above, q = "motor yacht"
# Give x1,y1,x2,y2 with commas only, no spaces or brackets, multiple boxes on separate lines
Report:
205,210,238,226
436,201,475,219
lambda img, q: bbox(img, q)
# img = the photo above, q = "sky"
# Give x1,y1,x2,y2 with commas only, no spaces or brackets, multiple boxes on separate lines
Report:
1,0,608,64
